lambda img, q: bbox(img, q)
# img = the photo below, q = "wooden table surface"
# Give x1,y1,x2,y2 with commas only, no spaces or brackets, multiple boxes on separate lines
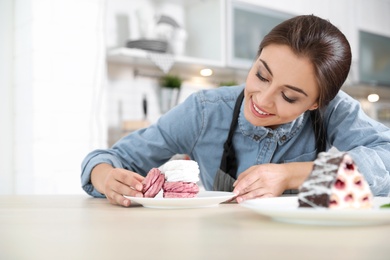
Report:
0,195,389,260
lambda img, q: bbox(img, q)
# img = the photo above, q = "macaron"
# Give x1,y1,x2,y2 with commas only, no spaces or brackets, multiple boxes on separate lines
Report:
142,168,165,198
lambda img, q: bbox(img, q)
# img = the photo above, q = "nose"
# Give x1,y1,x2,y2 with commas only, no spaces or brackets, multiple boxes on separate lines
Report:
256,84,276,108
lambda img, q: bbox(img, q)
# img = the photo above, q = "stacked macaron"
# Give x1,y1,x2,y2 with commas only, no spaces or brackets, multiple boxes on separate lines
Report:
141,160,200,198
142,168,165,198
159,160,200,198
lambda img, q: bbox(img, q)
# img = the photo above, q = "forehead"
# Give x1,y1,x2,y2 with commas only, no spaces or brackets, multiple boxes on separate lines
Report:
258,44,319,97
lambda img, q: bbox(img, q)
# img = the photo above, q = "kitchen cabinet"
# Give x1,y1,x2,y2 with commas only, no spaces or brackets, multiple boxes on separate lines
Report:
226,0,292,69
107,0,231,78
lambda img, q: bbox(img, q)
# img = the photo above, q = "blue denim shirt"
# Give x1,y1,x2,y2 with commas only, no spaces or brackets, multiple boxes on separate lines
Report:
81,85,390,197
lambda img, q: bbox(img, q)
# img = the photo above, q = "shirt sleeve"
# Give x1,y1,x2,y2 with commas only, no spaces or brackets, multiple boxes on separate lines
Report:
80,91,204,197
325,91,390,196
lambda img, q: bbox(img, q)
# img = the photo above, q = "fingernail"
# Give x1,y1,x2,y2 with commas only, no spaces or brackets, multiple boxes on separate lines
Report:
136,192,143,197
233,189,239,196
136,183,143,191
123,199,130,207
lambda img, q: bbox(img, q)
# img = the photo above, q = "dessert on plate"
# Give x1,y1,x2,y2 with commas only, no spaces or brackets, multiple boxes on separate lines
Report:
159,160,200,198
142,168,165,198
298,150,373,209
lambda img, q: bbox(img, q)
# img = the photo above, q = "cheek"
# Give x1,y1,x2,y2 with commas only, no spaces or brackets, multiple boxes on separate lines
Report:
245,71,258,90
278,109,302,120
276,101,312,121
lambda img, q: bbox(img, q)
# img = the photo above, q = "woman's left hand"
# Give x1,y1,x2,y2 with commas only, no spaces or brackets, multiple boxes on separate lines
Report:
232,162,313,203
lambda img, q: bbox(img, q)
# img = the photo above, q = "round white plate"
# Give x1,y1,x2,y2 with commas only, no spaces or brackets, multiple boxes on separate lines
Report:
241,196,390,226
124,191,235,209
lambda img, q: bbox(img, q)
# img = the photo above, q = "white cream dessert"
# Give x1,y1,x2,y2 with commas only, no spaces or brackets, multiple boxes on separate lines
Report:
159,160,200,183
159,160,200,198
298,151,373,209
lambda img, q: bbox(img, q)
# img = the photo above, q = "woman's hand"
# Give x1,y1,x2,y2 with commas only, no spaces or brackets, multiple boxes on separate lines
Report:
91,163,145,207
232,162,313,203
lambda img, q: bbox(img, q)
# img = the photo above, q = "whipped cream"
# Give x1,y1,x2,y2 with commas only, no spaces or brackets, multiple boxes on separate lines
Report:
159,160,200,183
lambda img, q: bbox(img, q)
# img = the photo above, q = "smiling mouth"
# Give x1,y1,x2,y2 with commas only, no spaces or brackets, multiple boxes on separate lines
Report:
253,102,272,116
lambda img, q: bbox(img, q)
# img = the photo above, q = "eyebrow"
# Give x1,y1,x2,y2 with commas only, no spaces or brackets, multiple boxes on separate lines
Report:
259,59,308,97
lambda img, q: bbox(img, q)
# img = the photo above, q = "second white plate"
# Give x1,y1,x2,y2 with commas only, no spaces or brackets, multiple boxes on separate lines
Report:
124,191,235,209
241,196,390,226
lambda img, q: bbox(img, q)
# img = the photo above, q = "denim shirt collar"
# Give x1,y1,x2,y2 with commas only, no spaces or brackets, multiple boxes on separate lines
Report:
237,102,309,145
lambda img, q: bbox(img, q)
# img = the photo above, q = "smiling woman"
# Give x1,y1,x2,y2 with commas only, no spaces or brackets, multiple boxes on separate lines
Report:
81,15,390,207
244,44,319,130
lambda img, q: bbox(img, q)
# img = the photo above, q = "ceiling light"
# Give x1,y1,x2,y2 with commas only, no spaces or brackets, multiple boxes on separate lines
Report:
367,93,379,103
200,68,213,77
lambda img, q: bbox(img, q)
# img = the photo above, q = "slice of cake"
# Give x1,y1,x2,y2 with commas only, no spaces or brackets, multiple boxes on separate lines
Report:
159,160,200,198
298,151,373,209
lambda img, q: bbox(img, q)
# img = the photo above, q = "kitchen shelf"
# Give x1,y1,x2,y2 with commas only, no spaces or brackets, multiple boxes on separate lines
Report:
107,47,249,81
107,47,225,68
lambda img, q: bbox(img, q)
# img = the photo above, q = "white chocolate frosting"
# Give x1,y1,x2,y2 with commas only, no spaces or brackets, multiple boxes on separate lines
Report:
159,160,200,183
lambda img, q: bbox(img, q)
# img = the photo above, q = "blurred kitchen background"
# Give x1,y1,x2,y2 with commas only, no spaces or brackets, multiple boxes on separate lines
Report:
1,0,390,195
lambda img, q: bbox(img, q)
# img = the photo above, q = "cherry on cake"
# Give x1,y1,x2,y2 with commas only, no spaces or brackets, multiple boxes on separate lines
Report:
298,151,373,209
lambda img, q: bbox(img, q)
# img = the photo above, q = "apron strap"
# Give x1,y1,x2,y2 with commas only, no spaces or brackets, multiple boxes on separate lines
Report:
219,89,245,179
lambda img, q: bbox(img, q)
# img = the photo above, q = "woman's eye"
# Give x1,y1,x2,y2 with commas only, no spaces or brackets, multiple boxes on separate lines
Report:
282,92,296,103
255,72,297,104
255,72,268,82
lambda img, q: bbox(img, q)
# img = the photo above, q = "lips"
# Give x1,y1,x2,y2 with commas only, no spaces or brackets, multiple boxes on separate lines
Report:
251,99,274,117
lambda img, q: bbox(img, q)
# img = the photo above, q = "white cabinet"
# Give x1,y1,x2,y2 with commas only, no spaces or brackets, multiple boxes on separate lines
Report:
106,0,299,80
226,0,292,69
106,0,229,77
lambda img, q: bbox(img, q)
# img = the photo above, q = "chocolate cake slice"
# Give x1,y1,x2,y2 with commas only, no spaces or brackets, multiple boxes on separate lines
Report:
298,151,373,209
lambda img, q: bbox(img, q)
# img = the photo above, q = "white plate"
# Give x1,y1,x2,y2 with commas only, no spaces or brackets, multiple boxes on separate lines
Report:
124,191,235,209
241,196,390,226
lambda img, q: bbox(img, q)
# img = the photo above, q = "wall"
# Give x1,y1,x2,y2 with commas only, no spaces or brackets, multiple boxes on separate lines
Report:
0,0,15,194
2,0,107,194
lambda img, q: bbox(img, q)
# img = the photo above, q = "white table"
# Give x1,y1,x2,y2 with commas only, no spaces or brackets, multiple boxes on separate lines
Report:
0,195,389,260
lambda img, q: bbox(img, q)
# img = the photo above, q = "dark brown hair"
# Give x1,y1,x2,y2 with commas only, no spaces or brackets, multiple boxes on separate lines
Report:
258,14,352,109
258,15,352,153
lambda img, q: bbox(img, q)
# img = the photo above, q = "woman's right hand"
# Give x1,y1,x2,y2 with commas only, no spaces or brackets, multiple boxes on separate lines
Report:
91,163,145,207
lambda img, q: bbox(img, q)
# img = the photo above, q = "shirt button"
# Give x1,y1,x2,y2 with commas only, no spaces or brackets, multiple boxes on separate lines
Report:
253,135,260,141
267,133,273,138
280,135,287,141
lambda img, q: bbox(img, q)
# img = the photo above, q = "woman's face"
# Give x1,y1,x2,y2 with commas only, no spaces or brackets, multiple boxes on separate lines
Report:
244,44,319,129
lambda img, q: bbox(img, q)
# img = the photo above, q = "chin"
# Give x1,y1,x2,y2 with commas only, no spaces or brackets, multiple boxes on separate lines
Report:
244,107,281,129
244,109,264,127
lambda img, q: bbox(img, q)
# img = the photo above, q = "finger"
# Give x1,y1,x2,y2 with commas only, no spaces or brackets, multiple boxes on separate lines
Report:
233,173,260,195
110,179,144,198
233,171,250,186
235,169,251,182
233,165,258,187
234,176,266,203
106,183,144,207
111,169,145,191
236,189,273,203
108,190,132,207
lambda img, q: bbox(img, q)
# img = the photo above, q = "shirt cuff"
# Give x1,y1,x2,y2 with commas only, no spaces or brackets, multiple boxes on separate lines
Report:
81,152,125,198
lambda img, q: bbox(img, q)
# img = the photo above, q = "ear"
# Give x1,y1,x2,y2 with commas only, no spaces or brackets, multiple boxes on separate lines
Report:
308,103,319,111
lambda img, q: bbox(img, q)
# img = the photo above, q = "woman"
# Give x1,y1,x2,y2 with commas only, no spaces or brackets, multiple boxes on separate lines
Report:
81,15,390,206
